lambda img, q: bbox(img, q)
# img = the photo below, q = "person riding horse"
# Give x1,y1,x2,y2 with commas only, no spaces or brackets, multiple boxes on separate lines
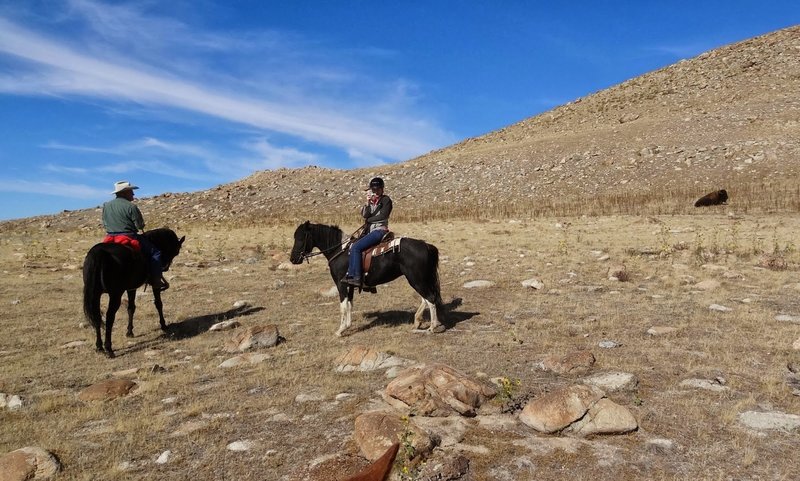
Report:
102,181,166,290
341,177,393,287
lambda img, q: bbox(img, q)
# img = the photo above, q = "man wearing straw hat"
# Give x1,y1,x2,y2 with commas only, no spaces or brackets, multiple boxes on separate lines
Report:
102,180,166,290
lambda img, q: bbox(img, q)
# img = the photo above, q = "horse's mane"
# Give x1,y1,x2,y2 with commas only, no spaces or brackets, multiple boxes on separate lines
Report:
311,223,345,250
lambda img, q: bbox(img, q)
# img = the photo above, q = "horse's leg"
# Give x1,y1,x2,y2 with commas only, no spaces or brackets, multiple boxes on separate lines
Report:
153,288,167,331
126,289,136,337
336,287,353,336
426,298,443,333
94,309,104,352
413,297,426,329
105,292,122,358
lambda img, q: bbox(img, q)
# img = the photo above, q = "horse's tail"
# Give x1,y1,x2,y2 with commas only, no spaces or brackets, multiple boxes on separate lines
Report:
427,243,444,308
83,247,106,329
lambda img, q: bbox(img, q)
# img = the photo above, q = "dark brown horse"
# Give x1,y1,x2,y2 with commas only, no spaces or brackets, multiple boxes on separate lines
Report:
82,228,185,357
290,222,443,336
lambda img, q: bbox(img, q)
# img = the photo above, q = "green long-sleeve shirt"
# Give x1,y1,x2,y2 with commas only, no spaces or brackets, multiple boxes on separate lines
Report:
102,197,144,233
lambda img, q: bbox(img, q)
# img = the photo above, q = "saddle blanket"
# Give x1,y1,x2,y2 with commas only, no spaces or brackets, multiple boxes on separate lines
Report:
369,237,402,257
102,234,141,252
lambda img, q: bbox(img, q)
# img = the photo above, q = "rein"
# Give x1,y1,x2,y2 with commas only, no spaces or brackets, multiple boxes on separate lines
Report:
299,225,363,264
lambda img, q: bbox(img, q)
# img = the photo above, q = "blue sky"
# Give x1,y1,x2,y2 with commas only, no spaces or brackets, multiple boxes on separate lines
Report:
0,1,797,220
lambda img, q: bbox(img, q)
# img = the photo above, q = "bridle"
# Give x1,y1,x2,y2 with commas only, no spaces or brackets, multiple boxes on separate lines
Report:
295,225,362,264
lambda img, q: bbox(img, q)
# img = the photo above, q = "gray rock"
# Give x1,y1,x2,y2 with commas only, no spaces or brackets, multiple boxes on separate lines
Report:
775,314,800,324
647,326,679,336
0,393,24,411
154,450,172,464
582,372,638,392
738,411,800,431
219,353,270,368
227,440,256,452
679,378,729,392
521,278,545,289
209,320,241,331
708,304,732,312
598,340,621,349
463,280,495,289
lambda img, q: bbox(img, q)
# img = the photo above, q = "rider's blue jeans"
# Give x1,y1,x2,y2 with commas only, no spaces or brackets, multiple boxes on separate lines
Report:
347,229,385,279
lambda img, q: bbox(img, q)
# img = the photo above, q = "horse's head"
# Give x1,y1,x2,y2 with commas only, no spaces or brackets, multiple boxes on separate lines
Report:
290,221,313,264
145,228,186,271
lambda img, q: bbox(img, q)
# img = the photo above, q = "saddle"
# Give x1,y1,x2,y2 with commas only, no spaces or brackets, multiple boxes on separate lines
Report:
103,234,141,252
362,233,400,275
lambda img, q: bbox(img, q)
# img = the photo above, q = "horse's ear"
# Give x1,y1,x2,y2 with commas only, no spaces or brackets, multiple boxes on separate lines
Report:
179,236,185,245
303,220,310,227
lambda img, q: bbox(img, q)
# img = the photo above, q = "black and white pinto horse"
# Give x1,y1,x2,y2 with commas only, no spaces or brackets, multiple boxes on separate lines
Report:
82,228,185,357
290,221,444,336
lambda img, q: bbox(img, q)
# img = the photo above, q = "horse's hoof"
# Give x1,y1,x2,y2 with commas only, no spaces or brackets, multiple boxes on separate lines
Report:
106,351,116,359
126,332,134,338
430,325,446,334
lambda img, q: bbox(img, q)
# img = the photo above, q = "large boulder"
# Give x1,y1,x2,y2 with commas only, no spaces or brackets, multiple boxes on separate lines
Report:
540,351,595,375
383,363,496,417
224,325,280,352
566,398,638,435
0,447,61,481
520,385,638,436
353,411,435,461
78,379,137,402
335,345,412,372
519,385,604,433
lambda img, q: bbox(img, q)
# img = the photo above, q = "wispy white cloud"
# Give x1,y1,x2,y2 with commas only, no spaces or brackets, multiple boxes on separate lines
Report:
0,6,454,161
0,179,106,199
242,138,322,171
641,42,715,60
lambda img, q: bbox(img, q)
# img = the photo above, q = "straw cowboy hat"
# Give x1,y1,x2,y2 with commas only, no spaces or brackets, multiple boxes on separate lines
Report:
111,181,139,194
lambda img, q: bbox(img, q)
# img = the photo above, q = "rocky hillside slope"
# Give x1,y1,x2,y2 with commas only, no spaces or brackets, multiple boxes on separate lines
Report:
5,26,799,232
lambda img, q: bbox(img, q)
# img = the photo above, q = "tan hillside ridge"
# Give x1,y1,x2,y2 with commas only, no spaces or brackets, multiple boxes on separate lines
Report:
2,25,799,232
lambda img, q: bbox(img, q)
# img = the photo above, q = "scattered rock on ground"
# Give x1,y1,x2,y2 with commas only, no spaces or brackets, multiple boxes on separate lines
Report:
775,314,800,324
0,393,24,411
738,411,800,431
224,325,280,352
219,353,271,368
647,326,679,336
209,320,241,331
0,446,61,480
463,280,494,289
540,350,595,375
598,340,621,349
693,279,721,291
383,363,497,417
567,398,638,435
519,384,605,434
521,278,544,289
679,378,729,392
708,304,732,312
417,450,471,481
581,372,638,392
353,410,435,461
227,440,256,452
319,285,339,297
334,345,413,372
59,340,87,349
78,379,137,402
607,264,628,282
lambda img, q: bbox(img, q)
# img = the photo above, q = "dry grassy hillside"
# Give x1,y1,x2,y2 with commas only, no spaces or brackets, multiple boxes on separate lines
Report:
2,25,798,235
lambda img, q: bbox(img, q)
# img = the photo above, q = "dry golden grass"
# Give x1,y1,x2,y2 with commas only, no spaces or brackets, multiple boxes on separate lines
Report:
1,213,800,480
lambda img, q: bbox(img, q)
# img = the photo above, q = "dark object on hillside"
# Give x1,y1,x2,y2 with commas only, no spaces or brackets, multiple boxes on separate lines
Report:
343,443,399,481
694,189,728,207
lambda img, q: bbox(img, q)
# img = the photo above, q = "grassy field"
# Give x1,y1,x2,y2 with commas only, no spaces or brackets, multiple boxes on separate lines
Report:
1,213,799,480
